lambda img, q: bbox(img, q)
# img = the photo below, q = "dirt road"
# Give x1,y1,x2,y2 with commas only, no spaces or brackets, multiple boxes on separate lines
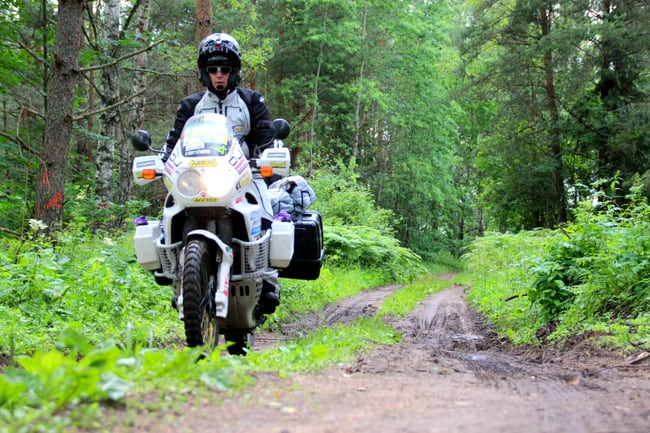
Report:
119,282,650,433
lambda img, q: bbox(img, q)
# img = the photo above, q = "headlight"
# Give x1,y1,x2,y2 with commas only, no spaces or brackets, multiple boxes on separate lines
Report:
177,170,202,196
203,169,231,197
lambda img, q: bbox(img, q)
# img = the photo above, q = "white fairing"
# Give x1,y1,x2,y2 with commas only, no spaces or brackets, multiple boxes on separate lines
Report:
160,113,273,238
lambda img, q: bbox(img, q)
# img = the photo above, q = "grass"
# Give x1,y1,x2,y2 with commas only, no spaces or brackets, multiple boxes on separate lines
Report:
248,317,399,374
463,205,650,349
378,273,453,319
462,230,549,345
0,228,459,433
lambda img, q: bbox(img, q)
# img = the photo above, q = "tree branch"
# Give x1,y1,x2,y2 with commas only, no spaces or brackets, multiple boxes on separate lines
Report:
72,75,160,122
0,227,21,237
79,40,164,73
0,130,41,157
121,0,142,35
15,39,48,67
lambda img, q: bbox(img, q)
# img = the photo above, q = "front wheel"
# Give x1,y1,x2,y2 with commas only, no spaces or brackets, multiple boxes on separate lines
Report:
182,239,219,348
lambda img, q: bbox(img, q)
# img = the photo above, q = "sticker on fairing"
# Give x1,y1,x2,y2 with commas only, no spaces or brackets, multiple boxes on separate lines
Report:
190,159,218,168
237,172,251,189
234,158,248,174
136,159,155,168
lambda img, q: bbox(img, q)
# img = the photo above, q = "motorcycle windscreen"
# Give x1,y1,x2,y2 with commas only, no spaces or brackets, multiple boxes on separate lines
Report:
180,113,232,158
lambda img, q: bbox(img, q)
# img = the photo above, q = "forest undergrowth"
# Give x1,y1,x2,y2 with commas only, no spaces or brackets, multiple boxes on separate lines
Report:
0,188,648,432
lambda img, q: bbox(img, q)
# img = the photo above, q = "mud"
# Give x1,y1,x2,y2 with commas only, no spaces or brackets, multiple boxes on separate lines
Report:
110,282,650,433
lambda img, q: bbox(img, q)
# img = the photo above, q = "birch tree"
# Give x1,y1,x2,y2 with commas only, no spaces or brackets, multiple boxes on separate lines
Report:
116,0,152,208
95,0,121,209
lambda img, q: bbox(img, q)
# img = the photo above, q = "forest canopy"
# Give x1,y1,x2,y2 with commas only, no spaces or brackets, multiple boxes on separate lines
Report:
0,0,648,259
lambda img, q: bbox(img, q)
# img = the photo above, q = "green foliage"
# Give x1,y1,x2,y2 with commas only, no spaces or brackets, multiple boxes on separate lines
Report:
308,163,395,233
0,329,251,433
464,230,548,344
464,187,650,347
0,228,181,355
62,183,151,230
0,223,443,432
324,225,424,281
528,242,582,322
303,164,424,278
249,317,398,374
530,188,650,324
269,267,391,327
461,0,650,231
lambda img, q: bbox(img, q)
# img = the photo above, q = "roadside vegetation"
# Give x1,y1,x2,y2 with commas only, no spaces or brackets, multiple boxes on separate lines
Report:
2,174,649,432
0,232,454,433
463,184,650,349
0,170,448,433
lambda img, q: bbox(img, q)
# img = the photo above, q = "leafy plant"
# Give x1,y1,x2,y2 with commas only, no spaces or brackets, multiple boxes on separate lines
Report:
464,185,650,346
0,228,181,355
530,186,650,324
464,230,547,344
528,242,583,321
324,225,424,280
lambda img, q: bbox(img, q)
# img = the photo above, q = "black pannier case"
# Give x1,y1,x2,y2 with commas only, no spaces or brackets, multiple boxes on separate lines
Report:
279,211,324,280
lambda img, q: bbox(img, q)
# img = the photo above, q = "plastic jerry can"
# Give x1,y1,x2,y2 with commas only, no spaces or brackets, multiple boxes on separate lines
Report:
270,219,295,268
133,221,162,271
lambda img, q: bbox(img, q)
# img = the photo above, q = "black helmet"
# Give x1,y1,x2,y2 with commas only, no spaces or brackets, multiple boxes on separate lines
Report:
197,33,242,92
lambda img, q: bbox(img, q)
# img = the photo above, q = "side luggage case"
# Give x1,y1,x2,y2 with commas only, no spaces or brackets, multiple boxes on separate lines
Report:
279,211,324,280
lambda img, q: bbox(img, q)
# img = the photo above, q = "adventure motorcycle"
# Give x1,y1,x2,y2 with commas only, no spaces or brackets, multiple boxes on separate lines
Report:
131,112,299,355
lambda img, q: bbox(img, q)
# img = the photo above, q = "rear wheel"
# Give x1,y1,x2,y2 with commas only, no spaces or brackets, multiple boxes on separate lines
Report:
182,239,219,348
225,332,254,356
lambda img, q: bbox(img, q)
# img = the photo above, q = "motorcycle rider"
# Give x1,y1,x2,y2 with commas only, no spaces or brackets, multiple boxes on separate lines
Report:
162,33,280,314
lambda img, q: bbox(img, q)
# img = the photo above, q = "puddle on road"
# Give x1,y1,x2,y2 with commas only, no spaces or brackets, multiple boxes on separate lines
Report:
463,353,488,362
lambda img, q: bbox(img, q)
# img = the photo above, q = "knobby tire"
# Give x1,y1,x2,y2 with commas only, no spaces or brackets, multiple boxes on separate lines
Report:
183,239,218,348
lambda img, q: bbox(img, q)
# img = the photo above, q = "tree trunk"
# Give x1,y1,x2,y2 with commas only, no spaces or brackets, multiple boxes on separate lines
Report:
353,2,368,160
540,6,567,225
96,0,121,214
116,0,151,213
196,0,213,43
34,0,84,232
196,0,213,91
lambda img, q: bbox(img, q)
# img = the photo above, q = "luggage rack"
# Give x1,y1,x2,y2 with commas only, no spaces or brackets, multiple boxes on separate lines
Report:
155,237,182,280
231,230,271,280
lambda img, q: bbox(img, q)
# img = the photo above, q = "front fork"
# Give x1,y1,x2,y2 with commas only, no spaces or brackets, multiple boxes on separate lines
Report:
176,228,234,320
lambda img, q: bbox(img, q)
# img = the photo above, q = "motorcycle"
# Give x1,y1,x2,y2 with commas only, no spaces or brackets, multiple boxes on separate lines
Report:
131,112,295,355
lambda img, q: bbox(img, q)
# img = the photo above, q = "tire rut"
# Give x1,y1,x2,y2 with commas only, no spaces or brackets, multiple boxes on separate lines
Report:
261,284,405,343
109,279,650,433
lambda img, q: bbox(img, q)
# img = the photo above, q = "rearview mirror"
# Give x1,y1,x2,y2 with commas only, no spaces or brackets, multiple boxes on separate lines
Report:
131,130,152,151
272,118,290,140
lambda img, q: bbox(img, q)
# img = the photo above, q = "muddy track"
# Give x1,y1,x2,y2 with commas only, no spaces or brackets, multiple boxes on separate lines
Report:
113,282,650,433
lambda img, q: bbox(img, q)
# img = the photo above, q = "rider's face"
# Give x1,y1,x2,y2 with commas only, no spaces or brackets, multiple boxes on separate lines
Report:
208,66,231,90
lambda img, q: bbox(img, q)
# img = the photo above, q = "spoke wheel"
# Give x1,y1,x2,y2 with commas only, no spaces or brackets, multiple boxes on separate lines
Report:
183,239,219,348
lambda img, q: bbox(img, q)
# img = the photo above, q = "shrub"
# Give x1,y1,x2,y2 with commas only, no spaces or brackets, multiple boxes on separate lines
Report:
529,187,650,323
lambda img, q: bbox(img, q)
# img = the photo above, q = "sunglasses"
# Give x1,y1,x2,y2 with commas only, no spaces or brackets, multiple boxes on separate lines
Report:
206,65,232,74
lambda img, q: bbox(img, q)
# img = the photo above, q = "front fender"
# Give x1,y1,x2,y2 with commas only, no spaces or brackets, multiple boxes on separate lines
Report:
185,229,234,266
185,229,234,318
